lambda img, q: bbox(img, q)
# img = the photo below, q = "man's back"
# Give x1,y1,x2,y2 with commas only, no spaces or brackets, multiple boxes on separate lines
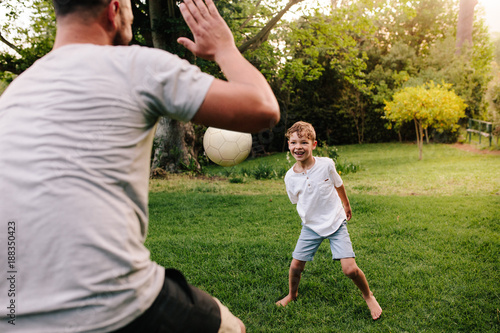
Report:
0,44,213,332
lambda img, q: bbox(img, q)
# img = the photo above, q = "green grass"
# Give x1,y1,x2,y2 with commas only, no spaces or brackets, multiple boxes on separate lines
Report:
338,143,500,196
146,143,500,332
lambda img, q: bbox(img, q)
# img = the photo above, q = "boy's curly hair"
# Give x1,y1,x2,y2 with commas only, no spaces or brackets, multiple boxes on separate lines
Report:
285,121,316,141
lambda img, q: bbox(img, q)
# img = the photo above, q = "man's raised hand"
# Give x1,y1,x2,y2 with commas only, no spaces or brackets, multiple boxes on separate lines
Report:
177,0,237,62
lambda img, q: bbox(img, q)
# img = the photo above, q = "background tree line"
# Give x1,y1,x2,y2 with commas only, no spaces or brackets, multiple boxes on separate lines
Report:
1,0,499,171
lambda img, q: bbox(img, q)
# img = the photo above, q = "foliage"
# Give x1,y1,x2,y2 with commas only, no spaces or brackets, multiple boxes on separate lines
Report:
0,0,55,82
261,0,494,149
277,7,370,90
264,6,373,148
384,82,467,132
1,0,497,154
201,140,360,181
486,37,500,135
314,141,339,161
372,0,457,56
494,34,500,65
384,82,467,159
364,0,492,141
491,77,500,111
411,34,493,120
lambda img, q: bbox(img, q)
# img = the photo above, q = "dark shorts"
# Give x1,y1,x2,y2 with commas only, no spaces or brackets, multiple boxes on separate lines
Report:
112,269,221,333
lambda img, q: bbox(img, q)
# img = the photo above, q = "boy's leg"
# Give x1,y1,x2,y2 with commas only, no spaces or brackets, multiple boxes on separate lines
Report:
276,259,306,306
328,221,382,320
340,258,382,320
277,226,323,307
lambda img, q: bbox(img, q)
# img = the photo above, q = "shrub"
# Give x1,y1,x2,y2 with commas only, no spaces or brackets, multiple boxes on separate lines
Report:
199,143,360,180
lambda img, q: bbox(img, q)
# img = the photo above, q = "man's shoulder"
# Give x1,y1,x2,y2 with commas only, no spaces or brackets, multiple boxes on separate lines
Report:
105,44,174,60
54,44,175,61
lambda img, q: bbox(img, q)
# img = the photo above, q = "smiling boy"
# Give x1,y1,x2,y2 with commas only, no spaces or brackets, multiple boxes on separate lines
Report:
276,121,382,321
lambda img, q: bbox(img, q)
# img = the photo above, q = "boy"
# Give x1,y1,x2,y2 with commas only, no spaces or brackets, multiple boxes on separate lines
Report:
276,121,382,321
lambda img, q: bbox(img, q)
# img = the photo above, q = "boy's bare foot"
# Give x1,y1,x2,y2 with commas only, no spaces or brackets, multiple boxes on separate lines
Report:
275,294,296,307
363,292,382,320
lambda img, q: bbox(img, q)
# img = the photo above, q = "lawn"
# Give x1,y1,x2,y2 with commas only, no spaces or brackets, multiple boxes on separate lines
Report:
146,143,500,332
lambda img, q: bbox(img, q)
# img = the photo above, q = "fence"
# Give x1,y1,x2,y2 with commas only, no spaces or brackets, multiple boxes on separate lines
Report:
466,119,493,147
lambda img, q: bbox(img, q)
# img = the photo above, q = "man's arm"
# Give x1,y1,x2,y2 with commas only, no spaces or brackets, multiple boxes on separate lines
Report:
335,184,352,221
177,0,280,133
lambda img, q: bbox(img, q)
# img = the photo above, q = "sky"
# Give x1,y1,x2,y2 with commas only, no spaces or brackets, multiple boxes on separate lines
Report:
478,0,500,34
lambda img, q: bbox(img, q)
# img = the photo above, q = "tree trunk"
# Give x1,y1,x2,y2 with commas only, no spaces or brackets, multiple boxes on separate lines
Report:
149,0,200,172
419,125,424,160
414,118,423,160
151,118,198,172
341,85,366,144
456,0,477,54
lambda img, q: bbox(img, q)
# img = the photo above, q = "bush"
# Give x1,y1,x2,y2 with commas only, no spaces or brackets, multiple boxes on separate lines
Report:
200,143,360,181
316,142,360,175
315,141,340,161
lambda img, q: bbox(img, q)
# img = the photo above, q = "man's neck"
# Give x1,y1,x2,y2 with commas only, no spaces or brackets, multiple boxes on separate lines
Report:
52,15,112,49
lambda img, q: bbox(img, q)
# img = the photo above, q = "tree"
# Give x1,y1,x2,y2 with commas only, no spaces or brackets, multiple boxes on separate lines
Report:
384,82,467,160
456,0,477,53
267,2,376,148
371,0,457,56
145,0,203,172
338,82,370,144
143,0,304,172
408,25,493,120
494,34,500,65
238,0,305,53
367,0,492,131
1,0,303,171
2,0,496,154
0,0,55,80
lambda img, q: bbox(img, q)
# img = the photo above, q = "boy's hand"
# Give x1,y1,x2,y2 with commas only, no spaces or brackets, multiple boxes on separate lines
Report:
344,205,352,221
177,0,237,62
335,184,352,221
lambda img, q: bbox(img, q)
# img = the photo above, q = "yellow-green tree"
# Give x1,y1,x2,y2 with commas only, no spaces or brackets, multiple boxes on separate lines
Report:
384,82,467,160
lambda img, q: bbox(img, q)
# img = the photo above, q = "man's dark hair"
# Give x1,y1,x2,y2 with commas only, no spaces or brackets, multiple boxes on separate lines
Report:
52,0,112,17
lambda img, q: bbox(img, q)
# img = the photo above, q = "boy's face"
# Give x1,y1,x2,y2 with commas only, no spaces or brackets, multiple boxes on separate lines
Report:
288,132,317,163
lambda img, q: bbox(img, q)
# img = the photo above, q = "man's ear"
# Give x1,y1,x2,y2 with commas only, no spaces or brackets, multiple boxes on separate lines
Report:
106,0,120,29
312,140,318,149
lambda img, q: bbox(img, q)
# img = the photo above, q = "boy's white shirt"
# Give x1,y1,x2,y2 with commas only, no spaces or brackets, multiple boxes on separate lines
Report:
285,157,347,237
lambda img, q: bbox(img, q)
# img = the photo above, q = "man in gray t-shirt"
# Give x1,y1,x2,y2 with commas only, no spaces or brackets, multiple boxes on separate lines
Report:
0,0,279,332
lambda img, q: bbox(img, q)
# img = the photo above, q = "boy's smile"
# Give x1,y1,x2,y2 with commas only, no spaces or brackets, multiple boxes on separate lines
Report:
288,132,317,166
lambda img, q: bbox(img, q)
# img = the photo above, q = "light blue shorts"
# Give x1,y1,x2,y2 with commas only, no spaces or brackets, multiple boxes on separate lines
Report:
292,221,355,261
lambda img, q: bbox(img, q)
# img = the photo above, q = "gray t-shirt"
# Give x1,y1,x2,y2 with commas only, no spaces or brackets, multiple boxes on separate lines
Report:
0,44,214,332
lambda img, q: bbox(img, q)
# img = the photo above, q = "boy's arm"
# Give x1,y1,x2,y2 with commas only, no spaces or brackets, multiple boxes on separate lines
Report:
335,184,352,221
